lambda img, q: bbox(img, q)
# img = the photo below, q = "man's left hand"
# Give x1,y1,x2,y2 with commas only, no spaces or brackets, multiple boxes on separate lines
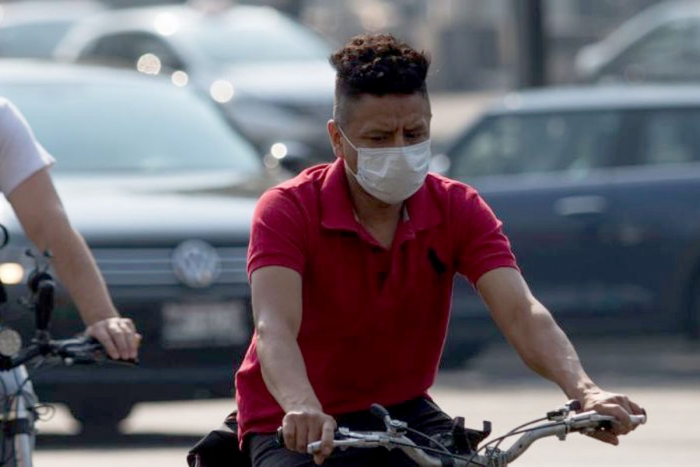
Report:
580,388,645,445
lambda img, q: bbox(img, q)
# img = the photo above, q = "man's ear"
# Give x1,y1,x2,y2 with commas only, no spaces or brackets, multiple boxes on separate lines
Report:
327,119,343,159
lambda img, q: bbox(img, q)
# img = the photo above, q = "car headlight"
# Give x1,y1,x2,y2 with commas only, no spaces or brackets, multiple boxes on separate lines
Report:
0,263,24,285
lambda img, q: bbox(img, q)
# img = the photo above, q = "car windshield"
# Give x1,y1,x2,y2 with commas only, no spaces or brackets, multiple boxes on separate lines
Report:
0,21,74,58
0,80,262,173
186,9,331,64
450,111,623,181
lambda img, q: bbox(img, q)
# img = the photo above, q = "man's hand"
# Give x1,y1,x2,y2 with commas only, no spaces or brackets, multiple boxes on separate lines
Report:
580,388,646,445
281,407,336,465
85,317,141,361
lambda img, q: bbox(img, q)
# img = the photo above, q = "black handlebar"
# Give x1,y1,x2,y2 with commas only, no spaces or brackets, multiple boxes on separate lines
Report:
0,335,138,371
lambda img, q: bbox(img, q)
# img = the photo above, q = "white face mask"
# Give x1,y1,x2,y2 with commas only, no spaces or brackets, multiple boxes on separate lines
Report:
338,126,431,205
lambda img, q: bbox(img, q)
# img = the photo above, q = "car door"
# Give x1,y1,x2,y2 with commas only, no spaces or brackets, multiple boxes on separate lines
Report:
603,106,700,334
446,109,629,324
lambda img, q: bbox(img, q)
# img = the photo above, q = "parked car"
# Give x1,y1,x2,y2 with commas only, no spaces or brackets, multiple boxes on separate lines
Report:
0,59,287,432
439,84,700,367
53,3,337,172
574,0,700,84
0,0,106,59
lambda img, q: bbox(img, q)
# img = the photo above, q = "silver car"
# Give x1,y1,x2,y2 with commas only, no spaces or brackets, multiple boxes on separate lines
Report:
53,3,337,171
0,59,285,433
574,0,700,84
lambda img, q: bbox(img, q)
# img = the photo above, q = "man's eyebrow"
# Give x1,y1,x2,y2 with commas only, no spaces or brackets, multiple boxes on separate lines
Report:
361,128,395,135
405,122,429,130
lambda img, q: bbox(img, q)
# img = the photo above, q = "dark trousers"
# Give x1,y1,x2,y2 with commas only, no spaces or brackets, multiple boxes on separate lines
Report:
246,396,454,467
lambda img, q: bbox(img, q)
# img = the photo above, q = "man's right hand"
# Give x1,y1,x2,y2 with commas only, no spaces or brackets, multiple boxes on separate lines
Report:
85,316,141,361
281,407,337,465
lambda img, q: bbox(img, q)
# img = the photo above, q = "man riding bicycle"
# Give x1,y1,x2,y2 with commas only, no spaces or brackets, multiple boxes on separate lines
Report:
232,33,644,466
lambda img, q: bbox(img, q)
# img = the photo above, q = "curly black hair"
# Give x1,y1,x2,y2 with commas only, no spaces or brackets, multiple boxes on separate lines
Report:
329,33,431,123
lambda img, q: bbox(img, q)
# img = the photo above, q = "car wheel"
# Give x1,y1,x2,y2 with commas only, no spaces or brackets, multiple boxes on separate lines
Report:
66,396,134,435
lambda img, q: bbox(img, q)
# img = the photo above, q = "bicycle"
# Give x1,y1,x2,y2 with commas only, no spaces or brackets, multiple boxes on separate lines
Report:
277,399,646,466
0,251,137,467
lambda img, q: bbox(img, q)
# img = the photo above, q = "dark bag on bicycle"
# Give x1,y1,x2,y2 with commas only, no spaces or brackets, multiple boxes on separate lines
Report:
187,411,252,467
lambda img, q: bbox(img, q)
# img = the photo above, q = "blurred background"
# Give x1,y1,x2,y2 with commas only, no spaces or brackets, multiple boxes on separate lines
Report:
51,0,695,90
0,0,698,465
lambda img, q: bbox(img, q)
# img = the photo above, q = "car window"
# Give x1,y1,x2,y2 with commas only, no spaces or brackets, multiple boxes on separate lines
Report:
449,111,622,181
606,19,699,80
187,10,331,64
0,81,261,173
0,21,72,58
637,109,700,165
81,32,186,72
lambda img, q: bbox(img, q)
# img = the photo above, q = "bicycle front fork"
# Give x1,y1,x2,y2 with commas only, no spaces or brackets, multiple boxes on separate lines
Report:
0,365,38,467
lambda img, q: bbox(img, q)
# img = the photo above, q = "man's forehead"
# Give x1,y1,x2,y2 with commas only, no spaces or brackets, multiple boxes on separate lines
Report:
344,93,431,130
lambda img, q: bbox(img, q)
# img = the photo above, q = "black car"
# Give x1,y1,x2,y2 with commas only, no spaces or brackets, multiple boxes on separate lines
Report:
0,60,286,431
440,84,700,367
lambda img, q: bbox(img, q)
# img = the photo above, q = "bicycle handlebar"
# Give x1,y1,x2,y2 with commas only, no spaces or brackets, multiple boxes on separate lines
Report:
0,334,138,370
283,403,646,467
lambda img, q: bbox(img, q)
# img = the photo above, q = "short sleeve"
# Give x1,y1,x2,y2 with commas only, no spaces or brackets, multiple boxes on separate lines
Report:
0,98,55,196
247,187,308,280
453,187,519,285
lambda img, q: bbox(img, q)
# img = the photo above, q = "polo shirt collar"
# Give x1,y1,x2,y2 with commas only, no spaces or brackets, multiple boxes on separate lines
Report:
320,159,442,234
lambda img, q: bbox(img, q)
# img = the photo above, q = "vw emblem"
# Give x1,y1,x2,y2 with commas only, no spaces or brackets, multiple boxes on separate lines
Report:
171,239,221,288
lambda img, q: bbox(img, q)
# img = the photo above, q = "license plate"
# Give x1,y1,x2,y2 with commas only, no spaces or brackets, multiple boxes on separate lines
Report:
161,301,249,348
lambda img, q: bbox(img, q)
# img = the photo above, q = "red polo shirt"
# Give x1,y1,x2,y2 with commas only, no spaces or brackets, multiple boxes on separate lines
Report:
235,159,518,440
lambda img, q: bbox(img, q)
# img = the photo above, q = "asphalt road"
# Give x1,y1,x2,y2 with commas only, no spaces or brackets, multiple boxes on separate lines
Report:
31,336,700,466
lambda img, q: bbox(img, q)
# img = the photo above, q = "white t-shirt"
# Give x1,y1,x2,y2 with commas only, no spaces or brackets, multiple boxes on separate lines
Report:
0,97,55,196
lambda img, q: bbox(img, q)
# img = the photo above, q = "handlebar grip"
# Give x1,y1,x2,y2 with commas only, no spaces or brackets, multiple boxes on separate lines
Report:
630,414,646,425
276,427,285,448
278,427,343,454
57,336,139,366
307,440,323,455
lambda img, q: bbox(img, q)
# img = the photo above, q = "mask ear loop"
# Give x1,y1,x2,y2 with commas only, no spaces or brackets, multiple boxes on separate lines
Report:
335,124,359,152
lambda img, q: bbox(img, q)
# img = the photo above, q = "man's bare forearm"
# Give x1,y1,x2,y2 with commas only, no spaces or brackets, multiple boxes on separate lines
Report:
501,302,597,401
257,326,322,413
44,220,119,324
8,169,119,325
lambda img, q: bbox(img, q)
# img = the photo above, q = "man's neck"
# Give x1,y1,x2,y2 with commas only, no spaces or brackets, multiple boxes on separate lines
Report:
347,177,402,248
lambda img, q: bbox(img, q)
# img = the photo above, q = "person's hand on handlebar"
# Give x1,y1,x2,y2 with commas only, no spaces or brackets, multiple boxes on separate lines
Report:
281,406,336,465
85,317,141,361
580,388,646,445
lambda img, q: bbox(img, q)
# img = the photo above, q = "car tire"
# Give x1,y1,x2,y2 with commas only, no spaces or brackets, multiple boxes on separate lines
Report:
66,396,134,434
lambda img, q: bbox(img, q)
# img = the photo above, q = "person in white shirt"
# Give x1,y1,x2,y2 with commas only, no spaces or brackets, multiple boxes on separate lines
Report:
0,97,140,359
